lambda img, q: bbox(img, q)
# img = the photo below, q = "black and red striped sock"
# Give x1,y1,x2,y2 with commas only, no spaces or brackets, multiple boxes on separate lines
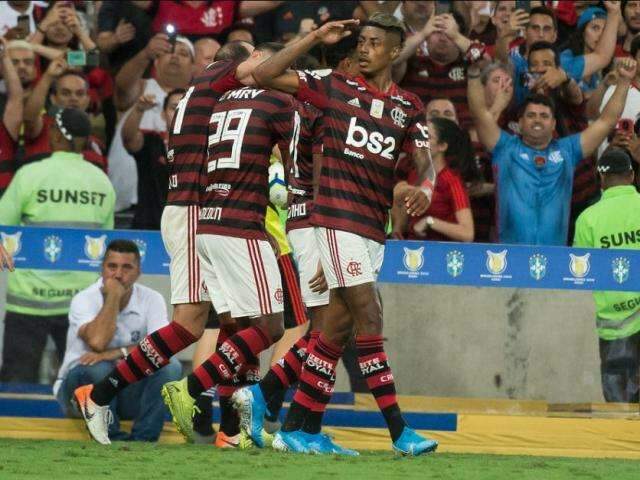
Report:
187,325,272,398
259,330,319,402
356,335,406,441
283,335,342,433
90,321,197,406
216,323,238,349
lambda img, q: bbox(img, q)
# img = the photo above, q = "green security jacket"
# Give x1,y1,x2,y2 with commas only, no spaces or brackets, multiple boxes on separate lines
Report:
0,152,115,316
573,185,640,340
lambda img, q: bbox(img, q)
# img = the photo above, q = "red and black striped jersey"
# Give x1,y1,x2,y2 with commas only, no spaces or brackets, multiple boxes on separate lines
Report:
285,100,322,231
166,59,242,207
198,86,295,239
0,121,16,197
296,70,429,244
399,53,471,130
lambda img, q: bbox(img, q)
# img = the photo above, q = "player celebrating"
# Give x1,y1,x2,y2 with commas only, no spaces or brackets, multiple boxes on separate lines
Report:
235,14,438,456
72,41,274,445
231,38,361,450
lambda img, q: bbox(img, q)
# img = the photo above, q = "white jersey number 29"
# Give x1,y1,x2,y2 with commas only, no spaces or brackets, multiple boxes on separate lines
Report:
207,108,252,172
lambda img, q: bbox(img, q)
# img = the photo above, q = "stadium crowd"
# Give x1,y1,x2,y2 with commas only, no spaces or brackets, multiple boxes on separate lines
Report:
0,0,640,449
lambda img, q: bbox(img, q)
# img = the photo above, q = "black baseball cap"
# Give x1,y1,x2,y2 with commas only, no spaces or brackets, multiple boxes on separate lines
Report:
54,107,92,140
597,148,633,175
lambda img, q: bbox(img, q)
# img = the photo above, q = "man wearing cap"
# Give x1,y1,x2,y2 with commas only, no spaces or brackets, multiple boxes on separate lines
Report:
0,108,116,383
574,148,640,402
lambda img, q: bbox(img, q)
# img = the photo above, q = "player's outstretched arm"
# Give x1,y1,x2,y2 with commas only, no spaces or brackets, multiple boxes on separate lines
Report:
252,19,359,93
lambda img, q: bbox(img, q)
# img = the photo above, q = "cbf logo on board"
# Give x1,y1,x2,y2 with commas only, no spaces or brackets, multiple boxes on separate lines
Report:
446,250,464,278
529,254,547,281
612,257,630,284
43,235,63,263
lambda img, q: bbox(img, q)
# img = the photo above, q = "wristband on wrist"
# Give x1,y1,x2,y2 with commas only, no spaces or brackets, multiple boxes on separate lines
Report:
120,347,128,358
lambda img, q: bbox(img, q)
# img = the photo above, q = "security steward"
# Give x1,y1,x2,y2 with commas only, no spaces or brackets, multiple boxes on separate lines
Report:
573,148,640,402
0,108,115,382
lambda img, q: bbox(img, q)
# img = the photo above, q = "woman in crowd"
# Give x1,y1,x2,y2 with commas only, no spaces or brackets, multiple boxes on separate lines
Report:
394,117,476,242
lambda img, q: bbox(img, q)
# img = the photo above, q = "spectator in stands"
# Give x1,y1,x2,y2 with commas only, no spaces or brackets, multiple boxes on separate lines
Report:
122,89,184,230
497,3,620,106
22,56,107,171
96,1,155,71
465,62,514,243
108,33,194,214
0,108,115,383
615,0,640,58
594,36,640,156
0,37,23,197
561,5,621,97
31,2,98,62
468,57,637,245
527,41,584,109
193,37,221,73
487,1,516,46
573,149,640,403
393,117,475,242
425,97,458,123
252,1,359,44
0,1,46,39
6,39,37,97
54,239,180,441
457,0,495,45
151,1,283,42
395,11,481,129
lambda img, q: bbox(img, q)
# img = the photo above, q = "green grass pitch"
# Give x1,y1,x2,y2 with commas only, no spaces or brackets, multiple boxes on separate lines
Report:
1,439,640,479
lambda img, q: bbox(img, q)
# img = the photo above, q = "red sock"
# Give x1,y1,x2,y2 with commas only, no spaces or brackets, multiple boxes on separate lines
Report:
117,321,196,383
90,321,197,406
356,335,406,440
292,334,342,413
187,325,272,397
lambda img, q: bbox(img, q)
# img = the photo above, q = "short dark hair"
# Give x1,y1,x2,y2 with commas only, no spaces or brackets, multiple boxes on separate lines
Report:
164,88,186,110
518,93,556,117
364,12,406,45
631,35,640,58
255,42,285,55
292,53,320,70
529,6,558,31
105,239,140,263
51,71,89,95
214,41,252,62
527,41,559,66
323,34,358,68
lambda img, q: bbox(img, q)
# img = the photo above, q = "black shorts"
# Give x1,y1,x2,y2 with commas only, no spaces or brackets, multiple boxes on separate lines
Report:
205,253,308,330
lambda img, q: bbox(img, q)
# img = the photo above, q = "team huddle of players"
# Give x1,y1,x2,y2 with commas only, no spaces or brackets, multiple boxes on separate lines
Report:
73,14,438,456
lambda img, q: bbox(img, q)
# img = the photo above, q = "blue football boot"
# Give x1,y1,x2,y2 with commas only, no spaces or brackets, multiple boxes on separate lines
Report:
392,427,438,456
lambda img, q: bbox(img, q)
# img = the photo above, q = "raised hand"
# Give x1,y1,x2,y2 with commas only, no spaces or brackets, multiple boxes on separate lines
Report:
45,55,68,79
115,19,136,45
135,94,157,112
616,57,637,81
313,19,360,45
